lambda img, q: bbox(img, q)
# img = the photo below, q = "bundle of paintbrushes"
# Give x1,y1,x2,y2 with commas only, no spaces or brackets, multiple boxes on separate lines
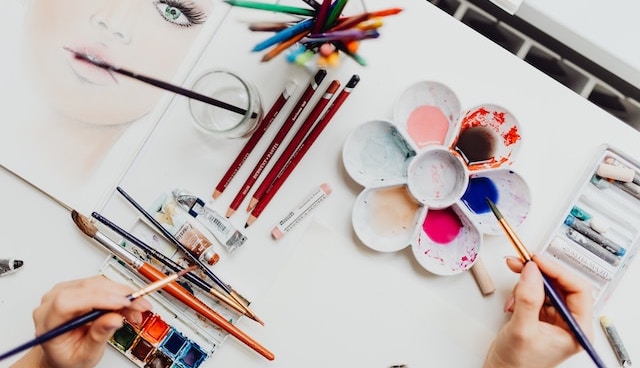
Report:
224,0,402,67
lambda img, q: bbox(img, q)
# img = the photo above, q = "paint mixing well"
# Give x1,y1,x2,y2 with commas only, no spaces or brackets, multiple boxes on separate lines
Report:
342,80,530,275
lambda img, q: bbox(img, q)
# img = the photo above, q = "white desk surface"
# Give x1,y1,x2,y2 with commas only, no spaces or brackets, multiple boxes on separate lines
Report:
517,0,640,90
1,1,639,367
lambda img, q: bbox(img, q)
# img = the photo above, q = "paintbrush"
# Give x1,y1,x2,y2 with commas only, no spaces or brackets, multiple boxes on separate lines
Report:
65,47,257,118
0,266,195,362
115,186,262,325
485,198,606,368
71,210,275,360
90,211,261,325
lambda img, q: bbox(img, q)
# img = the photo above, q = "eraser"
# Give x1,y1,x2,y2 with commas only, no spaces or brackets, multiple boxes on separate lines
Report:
596,163,635,182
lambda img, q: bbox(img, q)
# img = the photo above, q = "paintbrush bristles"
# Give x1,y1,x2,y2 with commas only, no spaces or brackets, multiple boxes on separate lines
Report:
485,198,532,261
71,210,98,237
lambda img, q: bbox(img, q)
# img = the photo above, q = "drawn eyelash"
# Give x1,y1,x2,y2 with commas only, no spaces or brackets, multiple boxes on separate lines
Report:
154,0,207,27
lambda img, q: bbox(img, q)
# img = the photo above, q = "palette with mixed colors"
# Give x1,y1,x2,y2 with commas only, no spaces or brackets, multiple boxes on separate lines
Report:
539,145,640,311
342,80,530,275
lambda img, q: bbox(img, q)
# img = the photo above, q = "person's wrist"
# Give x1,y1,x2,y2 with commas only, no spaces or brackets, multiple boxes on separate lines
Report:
9,346,53,368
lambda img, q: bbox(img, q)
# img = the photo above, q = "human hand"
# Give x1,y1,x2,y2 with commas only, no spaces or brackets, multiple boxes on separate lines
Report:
11,276,152,368
482,254,594,368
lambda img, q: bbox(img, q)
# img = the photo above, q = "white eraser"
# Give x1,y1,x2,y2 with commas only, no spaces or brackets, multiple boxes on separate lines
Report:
596,163,635,182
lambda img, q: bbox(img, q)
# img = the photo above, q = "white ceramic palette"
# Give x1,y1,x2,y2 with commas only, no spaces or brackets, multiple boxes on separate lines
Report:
343,81,531,275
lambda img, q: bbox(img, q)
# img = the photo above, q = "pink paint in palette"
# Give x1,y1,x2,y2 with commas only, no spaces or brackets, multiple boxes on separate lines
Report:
423,208,462,244
343,80,531,276
406,105,450,147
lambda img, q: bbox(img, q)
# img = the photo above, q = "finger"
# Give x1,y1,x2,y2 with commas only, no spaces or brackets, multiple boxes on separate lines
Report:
532,254,594,337
509,261,545,330
33,277,134,331
89,313,125,342
505,256,524,273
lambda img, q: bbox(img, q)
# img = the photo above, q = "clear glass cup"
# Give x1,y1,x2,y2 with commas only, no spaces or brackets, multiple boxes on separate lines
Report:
189,69,263,138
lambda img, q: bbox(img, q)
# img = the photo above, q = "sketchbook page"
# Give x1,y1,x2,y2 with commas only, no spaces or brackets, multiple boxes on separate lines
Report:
0,0,229,215
211,220,495,367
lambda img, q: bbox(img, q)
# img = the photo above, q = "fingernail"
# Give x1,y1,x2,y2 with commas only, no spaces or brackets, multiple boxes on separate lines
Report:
503,295,515,312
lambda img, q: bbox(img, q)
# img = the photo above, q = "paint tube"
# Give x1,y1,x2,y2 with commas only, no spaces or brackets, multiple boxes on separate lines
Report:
0,258,24,276
151,193,221,265
172,189,247,255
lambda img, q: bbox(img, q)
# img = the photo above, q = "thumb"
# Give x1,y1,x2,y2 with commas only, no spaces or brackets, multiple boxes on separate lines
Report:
88,313,124,345
510,261,545,329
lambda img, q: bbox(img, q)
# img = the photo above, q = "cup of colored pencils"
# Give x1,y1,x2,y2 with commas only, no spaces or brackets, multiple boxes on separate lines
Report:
224,0,402,67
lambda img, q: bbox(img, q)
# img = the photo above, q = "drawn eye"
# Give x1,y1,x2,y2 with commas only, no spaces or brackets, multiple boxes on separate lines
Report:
154,1,206,27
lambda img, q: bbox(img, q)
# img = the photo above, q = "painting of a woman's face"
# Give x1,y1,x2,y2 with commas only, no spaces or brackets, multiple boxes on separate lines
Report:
23,0,214,125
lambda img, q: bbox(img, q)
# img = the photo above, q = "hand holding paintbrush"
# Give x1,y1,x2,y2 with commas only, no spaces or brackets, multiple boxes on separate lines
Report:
485,198,606,368
0,267,194,362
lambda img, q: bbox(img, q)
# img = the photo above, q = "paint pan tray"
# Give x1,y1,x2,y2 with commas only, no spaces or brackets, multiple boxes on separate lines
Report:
342,81,531,275
538,145,640,312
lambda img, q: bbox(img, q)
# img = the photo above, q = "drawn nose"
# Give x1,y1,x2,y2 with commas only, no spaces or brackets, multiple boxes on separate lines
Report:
90,4,134,44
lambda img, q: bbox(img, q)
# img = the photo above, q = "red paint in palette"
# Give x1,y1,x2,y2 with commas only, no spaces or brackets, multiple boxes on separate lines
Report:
423,207,462,244
141,315,171,344
406,105,449,147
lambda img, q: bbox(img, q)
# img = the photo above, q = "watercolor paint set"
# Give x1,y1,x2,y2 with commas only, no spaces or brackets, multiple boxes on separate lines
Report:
538,145,640,312
97,191,252,366
100,259,225,368
342,80,530,275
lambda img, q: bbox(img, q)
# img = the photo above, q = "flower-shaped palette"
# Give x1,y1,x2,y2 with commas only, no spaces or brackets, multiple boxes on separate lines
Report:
342,81,531,275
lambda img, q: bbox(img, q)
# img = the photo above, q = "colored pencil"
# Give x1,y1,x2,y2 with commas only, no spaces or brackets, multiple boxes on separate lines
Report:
262,31,309,63
312,0,332,34
225,0,317,17
322,0,349,31
115,187,260,323
300,0,321,10
245,74,359,227
213,79,299,199
70,211,274,361
0,266,195,362
246,79,340,212
485,198,606,368
252,17,314,52
302,29,379,43
90,211,257,324
225,69,327,217
66,48,255,118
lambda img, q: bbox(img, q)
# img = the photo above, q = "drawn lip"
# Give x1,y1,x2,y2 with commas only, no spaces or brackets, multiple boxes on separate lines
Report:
65,45,116,85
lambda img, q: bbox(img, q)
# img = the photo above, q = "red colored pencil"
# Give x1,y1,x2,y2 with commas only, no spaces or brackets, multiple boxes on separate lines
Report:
246,79,340,213
312,0,332,34
212,79,298,199
225,69,328,217
245,74,360,227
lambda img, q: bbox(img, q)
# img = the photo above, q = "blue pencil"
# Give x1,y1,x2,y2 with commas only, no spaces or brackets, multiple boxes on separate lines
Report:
253,18,314,52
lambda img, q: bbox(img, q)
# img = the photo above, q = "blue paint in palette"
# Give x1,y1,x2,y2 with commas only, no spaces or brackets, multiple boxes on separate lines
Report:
160,329,188,359
461,177,498,214
178,343,207,368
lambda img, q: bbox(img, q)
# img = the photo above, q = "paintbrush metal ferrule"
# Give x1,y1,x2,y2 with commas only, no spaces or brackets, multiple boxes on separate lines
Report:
71,210,144,269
